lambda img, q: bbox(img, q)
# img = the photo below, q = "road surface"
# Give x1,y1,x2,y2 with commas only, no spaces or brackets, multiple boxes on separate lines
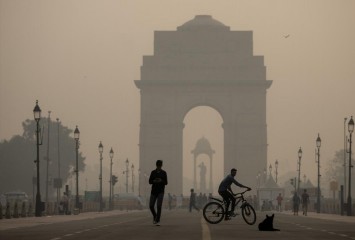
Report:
1,209,355,240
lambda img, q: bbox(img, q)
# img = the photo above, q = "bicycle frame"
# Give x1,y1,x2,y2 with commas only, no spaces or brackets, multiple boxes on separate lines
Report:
209,189,249,210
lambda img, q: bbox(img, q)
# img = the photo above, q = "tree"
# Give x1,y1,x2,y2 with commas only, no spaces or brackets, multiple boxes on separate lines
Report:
0,118,85,200
324,149,355,196
324,150,346,184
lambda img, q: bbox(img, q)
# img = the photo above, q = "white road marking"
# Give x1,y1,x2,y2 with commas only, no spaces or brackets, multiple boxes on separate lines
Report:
49,216,149,240
201,218,211,240
287,221,352,239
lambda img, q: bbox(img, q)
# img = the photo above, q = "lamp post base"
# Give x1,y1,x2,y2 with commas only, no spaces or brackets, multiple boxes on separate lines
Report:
35,193,42,217
347,197,352,216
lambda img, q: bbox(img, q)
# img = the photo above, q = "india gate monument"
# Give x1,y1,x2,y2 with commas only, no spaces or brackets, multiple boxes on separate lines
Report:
135,15,272,196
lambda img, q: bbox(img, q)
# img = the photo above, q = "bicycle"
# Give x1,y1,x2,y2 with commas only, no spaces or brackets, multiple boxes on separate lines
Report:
202,189,256,225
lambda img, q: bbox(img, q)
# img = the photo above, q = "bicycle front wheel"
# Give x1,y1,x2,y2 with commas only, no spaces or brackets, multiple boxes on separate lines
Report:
241,203,256,225
203,202,225,224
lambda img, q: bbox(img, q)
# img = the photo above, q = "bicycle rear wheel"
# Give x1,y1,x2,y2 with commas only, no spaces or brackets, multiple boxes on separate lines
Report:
241,203,256,225
203,202,225,224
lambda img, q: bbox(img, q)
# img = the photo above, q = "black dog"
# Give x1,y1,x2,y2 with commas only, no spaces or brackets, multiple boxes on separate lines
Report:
258,214,280,231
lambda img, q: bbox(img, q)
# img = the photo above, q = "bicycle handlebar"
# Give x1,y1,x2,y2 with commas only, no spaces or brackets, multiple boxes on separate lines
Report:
233,188,252,196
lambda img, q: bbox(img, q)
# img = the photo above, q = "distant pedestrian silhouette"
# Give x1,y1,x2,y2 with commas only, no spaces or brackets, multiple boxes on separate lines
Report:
276,193,283,212
60,192,69,215
189,189,199,212
301,189,310,216
168,193,173,210
292,192,301,216
176,194,183,209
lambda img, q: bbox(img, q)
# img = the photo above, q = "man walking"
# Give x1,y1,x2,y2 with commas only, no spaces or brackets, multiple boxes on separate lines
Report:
292,191,301,216
149,160,168,226
276,193,283,212
61,192,69,215
189,188,199,212
167,193,173,210
301,189,310,216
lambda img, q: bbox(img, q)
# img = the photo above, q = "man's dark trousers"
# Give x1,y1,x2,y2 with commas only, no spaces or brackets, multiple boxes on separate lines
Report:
149,192,164,222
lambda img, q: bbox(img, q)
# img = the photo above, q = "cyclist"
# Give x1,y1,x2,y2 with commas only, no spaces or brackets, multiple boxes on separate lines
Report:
218,168,251,220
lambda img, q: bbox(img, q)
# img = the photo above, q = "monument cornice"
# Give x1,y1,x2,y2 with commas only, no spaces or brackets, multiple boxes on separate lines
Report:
134,79,272,89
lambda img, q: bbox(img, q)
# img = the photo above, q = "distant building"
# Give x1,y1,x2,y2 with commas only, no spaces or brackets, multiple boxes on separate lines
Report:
257,175,284,210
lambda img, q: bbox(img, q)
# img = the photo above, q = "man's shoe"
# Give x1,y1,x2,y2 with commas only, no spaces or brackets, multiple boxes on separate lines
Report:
224,216,231,221
155,221,160,226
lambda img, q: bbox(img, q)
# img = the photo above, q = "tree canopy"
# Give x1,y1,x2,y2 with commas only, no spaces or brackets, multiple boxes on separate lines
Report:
0,118,85,200
324,149,355,195
325,149,346,184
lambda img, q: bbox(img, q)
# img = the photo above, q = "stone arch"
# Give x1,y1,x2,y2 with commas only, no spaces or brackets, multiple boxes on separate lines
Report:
135,15,272,196
179,103,226,124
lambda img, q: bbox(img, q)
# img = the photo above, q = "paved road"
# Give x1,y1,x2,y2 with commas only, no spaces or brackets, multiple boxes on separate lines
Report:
1,209,355,240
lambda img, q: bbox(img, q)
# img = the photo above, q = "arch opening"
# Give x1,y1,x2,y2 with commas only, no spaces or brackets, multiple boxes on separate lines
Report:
182,106,224,196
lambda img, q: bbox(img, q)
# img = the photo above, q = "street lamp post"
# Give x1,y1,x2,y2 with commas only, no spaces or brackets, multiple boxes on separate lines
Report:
125,159,129,193
131,164,135,193
344,117,348,198
347,116,354,216
74,126,80,210
33,100,43,217
256,171,261,188
109,148,114,210
263,168,267,183
316,133,321,213
275,159,279,184
144,172,149,198
56,118,61,206
45,111,51,207
297,147,302,193
138,168,141,196
98,141,103,212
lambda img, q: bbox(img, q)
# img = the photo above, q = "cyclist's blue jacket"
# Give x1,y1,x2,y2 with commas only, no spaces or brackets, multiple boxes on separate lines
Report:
218,174,247,192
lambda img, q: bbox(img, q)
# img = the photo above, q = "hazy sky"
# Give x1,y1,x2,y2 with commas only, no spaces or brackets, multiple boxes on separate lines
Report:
1,0,355,195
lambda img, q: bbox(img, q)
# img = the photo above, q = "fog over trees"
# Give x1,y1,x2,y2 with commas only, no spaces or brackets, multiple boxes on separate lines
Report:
0,118,85,198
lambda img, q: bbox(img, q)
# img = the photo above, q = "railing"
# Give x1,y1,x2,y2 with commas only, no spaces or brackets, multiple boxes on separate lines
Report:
0,196,203,219
280,198,354,215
